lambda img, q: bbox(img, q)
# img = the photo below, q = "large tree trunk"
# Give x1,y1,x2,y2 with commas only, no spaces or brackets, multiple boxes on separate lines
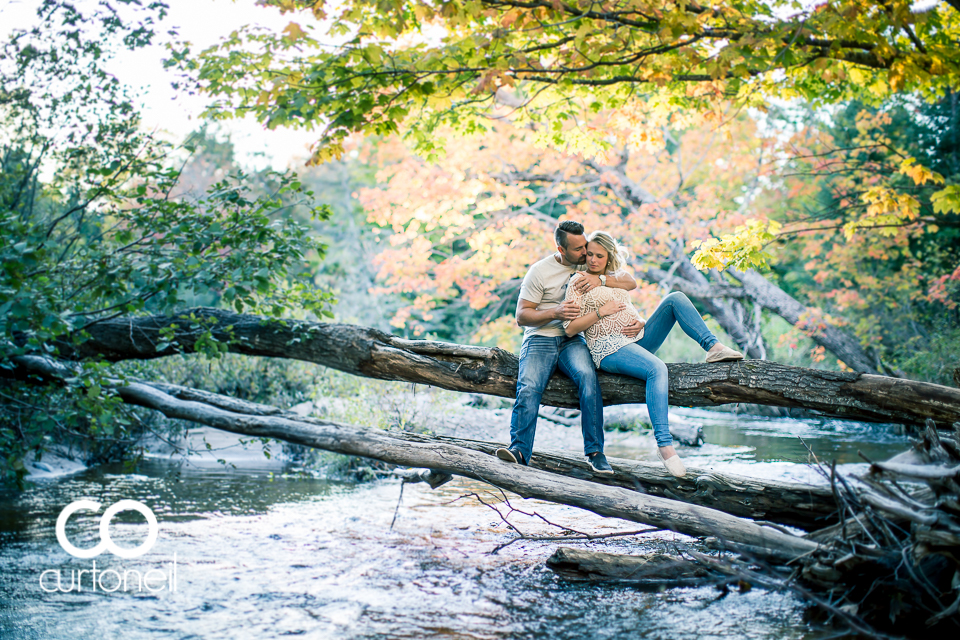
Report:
414,434,837,530
729,268,881,374
61,308,960,427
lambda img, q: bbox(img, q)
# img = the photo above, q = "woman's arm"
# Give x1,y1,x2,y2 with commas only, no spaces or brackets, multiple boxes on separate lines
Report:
564,310,599,337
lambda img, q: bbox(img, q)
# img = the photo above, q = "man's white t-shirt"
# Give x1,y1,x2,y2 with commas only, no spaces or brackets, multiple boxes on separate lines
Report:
518,254,583,338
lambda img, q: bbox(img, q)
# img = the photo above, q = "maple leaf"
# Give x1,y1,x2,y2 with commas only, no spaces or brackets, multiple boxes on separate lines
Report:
899,157,945,186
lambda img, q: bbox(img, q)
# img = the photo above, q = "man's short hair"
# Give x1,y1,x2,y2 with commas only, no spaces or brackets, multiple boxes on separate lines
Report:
555,221,585,248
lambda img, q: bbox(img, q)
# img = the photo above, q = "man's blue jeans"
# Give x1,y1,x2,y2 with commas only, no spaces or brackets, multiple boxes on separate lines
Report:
508,334,604,463
598,292,718,448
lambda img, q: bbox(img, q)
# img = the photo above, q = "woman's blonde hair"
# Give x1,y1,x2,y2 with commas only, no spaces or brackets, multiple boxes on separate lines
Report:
587,231,628,275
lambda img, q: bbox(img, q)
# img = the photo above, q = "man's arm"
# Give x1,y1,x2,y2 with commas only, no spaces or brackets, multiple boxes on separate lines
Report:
607,271,637,291
572,271,638,294
516,298,579,328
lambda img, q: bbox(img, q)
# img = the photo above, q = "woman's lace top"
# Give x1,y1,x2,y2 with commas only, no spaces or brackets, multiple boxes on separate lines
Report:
563,272,645,368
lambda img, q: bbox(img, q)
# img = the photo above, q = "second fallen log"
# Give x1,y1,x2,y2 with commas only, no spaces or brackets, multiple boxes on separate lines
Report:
117,381,820,557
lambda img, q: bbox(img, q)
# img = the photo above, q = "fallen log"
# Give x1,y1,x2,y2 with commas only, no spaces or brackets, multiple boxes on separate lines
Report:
58,308,960,427
545,547,719,586
114,381,819,556
405,435,836,531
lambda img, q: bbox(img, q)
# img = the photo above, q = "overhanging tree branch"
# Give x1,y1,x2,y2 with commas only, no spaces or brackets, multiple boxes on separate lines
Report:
47,308,960,427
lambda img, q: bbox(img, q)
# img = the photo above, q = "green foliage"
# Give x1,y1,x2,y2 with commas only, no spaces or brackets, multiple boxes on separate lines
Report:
691,220,783,272
136,353,322,408
932,185,960,214
895,325,960,387
0,1,334,486
187,0,960,162
761,97,960,382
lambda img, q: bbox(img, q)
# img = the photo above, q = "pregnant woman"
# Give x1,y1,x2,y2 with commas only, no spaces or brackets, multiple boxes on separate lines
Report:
562,231,744,477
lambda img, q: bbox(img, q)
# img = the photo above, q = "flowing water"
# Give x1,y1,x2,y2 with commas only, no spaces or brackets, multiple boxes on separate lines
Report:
0,408,913,639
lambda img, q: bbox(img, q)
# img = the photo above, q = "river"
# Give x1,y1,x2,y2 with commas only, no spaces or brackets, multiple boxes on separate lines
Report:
0,406,912,639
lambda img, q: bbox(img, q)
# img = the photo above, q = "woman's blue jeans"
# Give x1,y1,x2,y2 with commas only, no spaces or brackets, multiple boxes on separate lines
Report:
508,334,604,463
598,292,718,447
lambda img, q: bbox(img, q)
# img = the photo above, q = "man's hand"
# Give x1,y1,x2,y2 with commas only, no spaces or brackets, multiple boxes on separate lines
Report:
622,319,645,338
574,274,601,294
552,300,581,321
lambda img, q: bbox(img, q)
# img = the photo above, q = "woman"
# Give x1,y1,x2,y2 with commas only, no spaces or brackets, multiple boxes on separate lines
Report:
562,231,744,477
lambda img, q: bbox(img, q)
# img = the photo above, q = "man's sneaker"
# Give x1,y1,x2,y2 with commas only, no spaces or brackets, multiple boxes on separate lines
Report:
587,452,615,475
496,447,525,465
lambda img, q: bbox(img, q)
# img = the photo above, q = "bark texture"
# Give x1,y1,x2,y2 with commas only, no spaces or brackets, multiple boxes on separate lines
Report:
62,308,960,427
406,434,835,530
117,382,819,556
546,547,716,584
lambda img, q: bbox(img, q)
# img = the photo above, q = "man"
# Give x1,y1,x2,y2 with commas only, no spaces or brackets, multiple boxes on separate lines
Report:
495,221,639,474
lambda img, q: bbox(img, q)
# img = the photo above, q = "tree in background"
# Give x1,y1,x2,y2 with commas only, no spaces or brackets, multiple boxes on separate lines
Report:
350,108,900,374
757,96,960,382
193,0,960,235
188,0,960,378
198,0,960,162
0,1,332,486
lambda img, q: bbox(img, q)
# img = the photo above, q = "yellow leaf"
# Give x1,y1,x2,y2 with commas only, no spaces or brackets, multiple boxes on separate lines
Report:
282,22,307,42
899,157,944,186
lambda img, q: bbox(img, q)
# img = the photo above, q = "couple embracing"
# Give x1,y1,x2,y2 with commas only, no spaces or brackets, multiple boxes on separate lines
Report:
494,221,744,478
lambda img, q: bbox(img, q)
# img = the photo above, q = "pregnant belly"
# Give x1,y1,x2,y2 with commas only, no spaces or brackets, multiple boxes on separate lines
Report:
610,306,642,328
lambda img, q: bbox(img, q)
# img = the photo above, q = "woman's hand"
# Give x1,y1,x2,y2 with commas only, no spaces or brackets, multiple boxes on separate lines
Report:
622,319,645,338
598,300,625,318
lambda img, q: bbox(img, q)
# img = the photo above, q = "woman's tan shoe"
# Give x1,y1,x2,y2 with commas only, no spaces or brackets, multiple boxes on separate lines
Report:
657,449,687,478
705,344,744,363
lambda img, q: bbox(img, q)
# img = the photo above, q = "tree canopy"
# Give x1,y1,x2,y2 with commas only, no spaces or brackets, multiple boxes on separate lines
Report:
196,0,960,161
192,0,960,272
